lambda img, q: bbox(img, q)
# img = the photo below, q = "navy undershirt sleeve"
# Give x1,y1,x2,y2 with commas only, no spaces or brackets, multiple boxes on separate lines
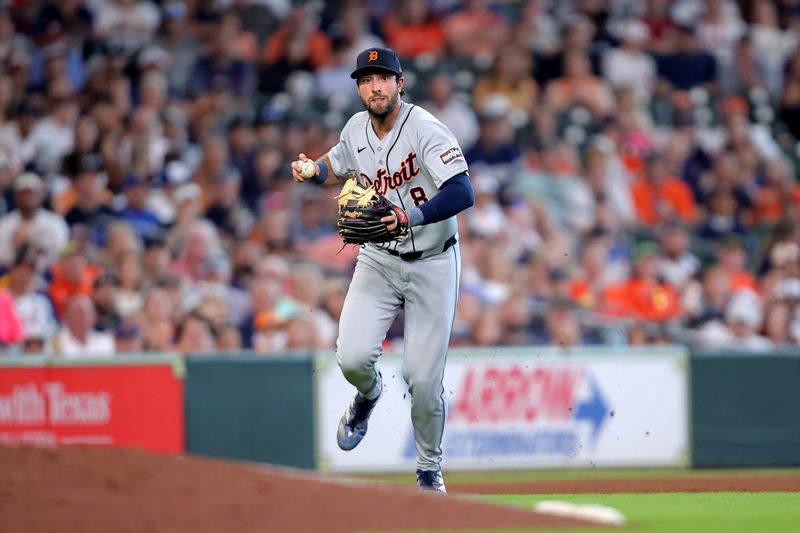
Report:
408,171,474,226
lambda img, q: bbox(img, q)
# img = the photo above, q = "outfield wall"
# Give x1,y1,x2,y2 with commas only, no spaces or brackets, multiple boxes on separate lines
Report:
3,347,800,471
0,355,185,452
691,349,800,468
316,346,690,472
184,355,316,469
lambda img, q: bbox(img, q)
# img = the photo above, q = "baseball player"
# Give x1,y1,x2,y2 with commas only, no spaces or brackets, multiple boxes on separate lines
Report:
291,47,474,493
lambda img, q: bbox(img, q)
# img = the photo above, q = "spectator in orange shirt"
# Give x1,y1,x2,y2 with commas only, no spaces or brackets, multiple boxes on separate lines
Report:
259,5,332,95
600,242,682,322
568,231,620,311
442,0,509,58
48,240,101,318
382,0,445,58
715,233,758,293
753,158,795,226
631,153,697,226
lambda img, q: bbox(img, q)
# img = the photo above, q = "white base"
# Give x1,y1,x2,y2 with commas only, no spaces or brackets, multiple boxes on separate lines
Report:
534,500,627,527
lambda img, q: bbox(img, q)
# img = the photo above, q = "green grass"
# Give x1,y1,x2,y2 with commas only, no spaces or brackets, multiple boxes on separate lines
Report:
353,469,800,532
383,492,800,533
358,467,800,485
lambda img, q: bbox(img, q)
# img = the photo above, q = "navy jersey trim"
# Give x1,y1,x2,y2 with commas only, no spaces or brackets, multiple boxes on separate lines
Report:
364,118,375,154
385,103,417,253
436,244,459,459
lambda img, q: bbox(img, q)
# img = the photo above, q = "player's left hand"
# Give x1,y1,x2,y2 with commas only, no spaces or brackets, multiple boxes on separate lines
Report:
382,206,409,234
381,209,404,232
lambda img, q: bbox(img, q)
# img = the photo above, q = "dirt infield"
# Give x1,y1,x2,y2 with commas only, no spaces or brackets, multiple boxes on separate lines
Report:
452,472,800,495
5,447,799,533
0,446,598,533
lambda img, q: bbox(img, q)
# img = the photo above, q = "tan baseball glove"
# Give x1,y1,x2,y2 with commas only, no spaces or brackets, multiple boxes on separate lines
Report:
336,177,409,244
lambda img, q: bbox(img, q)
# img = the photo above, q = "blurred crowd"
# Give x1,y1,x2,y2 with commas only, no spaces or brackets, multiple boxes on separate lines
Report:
0,0,799,357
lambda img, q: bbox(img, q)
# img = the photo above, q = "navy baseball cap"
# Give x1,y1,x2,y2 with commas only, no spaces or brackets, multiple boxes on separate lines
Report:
351,47,403,80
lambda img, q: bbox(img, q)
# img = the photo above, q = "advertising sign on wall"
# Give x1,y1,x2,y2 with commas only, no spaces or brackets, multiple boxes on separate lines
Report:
0,357,184,453
316,347,689,472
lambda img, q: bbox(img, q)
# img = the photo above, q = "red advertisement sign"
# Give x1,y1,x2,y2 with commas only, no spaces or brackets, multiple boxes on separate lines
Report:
0,362,184,453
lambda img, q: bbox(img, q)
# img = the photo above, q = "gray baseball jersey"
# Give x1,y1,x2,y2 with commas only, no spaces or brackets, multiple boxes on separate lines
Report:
330,100,468,473
328,101,468,256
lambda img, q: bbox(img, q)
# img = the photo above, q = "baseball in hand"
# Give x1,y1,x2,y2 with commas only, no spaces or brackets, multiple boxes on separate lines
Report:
299,160,317,179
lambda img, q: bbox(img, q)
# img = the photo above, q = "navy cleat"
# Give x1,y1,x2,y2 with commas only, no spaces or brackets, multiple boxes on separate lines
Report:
416,469,447,494
337,389,381,451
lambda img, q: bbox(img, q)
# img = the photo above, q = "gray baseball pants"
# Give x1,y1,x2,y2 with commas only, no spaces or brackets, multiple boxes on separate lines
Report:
335,244,460,471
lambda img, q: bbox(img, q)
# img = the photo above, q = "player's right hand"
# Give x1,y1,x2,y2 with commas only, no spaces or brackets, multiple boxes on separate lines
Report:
291,153,314,182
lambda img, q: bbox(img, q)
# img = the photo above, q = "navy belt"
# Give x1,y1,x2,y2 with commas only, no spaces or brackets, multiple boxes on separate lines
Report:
386,235,457,261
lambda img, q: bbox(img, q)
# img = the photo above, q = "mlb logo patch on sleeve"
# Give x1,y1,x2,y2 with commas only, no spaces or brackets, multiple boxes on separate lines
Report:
439,147,463,165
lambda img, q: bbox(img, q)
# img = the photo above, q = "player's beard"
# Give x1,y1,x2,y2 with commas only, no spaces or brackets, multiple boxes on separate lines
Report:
362,88,399,120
